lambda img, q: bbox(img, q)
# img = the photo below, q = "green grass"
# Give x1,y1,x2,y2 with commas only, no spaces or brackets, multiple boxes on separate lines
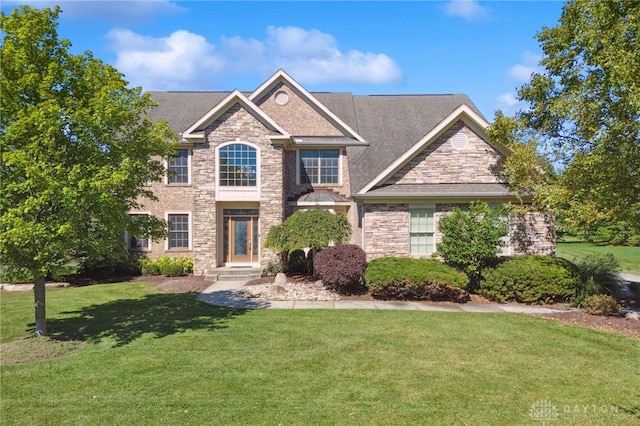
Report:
2,283,639,425
556,240,640,275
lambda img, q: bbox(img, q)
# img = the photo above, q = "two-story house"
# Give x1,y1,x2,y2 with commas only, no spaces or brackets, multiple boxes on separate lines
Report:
131,70,554,276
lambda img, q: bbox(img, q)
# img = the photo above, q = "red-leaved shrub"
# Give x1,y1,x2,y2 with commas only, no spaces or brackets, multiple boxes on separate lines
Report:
314,244,367,294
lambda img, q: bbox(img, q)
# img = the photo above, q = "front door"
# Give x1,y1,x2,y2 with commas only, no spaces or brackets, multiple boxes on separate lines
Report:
223,209,259,264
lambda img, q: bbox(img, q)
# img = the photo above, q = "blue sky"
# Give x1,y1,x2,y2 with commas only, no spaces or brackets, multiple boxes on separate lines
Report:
3,1,566,119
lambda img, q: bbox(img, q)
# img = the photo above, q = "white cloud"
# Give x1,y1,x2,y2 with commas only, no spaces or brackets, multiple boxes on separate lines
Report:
495,92,524,116
4,0,185,22
107,29,225,90
443,0,488,21
506,51,542,83
263,26,402,85
108,26,402,90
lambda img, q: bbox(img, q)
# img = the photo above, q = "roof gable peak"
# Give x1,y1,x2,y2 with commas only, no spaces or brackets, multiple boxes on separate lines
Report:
249,70,366,143
182,89,289,141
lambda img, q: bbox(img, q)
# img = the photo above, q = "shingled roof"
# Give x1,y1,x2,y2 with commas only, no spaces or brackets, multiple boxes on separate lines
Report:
147,90,484,194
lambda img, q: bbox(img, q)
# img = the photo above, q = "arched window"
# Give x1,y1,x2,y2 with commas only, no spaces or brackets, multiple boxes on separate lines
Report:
219,143,257,187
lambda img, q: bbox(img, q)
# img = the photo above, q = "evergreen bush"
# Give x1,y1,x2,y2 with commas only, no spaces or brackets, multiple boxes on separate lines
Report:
365,257,468,301
479,256,580,304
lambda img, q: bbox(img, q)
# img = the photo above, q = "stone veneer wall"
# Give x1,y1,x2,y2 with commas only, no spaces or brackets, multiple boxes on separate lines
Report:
510,211,556,256
191,103,285,274
363,204,410,259
255,81,344,136
386,121,507,185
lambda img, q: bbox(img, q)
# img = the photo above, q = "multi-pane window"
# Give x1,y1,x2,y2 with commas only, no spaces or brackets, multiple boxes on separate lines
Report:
168,149,189,184
300,150,339,184
410,207,435,254
128,214,149,250
219,144,257,187
168,214,189,249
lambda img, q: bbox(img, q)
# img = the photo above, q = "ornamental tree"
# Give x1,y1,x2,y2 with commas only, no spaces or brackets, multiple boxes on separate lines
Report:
0,6,177,336
436,202,509,287
265,208,351,273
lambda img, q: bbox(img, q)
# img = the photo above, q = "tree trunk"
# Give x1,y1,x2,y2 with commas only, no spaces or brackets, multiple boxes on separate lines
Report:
33,274,47,336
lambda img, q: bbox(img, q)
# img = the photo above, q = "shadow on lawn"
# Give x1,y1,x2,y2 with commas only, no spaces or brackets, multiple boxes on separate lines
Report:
46,293,248,347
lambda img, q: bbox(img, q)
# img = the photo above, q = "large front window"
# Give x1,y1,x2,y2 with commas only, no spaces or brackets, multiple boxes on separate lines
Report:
410,207,435,254
300,150,339,184
168,149,189,184
219,144,257,187
168,214,189,249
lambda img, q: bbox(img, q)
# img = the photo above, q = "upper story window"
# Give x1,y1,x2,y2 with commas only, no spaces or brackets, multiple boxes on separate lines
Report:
219,143,257,187
299,149,339,184
168,149,190,184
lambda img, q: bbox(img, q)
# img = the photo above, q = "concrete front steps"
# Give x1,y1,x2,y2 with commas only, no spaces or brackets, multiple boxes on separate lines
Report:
204,267,262,283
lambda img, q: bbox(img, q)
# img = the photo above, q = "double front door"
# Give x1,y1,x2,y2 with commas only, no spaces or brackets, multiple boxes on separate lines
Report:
223,209,259,263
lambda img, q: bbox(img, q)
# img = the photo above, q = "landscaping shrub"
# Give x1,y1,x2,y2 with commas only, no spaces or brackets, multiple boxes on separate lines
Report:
581,294,619,316
77,252,141,278
315,244,367,294
0,265,33,283
262,262,281,277
365,257,468,301
139,257,193,277
436,201,509,288
287,249,313,274
479,256,580,304
139,258,160,276
573,253,623,305
159,260,185,277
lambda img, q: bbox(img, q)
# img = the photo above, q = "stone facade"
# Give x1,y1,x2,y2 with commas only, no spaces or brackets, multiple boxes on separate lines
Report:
254,81,343,136
130,71,555,275
363,203,555,260
385,121,506,186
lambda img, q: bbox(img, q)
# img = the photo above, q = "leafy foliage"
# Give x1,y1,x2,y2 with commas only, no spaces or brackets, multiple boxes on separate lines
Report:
580,295,619,316
572,253,623,305
436,202,509,286
365,257,468,301
0,6,177,334
489,0,640,235
314,244,367,294
139,257,193,277
264,209,351,273
265,209,351,254
479,256,580,304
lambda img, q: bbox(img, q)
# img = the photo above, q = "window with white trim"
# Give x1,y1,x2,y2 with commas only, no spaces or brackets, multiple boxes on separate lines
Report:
299,150,339,184
219,144,257,187
128,214,150,250
168,214,189,249
410,207,435,254
168,149,190,184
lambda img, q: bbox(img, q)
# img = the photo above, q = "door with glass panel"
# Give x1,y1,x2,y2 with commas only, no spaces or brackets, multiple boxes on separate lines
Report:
223,209,259,263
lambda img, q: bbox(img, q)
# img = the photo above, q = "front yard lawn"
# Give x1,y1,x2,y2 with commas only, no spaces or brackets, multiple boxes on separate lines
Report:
1,282,639,425
556,240,640,275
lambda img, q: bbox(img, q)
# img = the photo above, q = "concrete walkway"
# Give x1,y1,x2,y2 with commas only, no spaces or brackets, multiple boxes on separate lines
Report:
197,280,575,314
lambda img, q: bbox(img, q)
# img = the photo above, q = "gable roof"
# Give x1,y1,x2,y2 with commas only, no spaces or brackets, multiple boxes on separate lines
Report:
146,74,496,194
181,90,289,141
249,70,366,144
345,95,487,193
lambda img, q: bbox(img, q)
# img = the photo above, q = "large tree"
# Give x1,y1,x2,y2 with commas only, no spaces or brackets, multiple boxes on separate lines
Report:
491,0,639,234
0,6,176,336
